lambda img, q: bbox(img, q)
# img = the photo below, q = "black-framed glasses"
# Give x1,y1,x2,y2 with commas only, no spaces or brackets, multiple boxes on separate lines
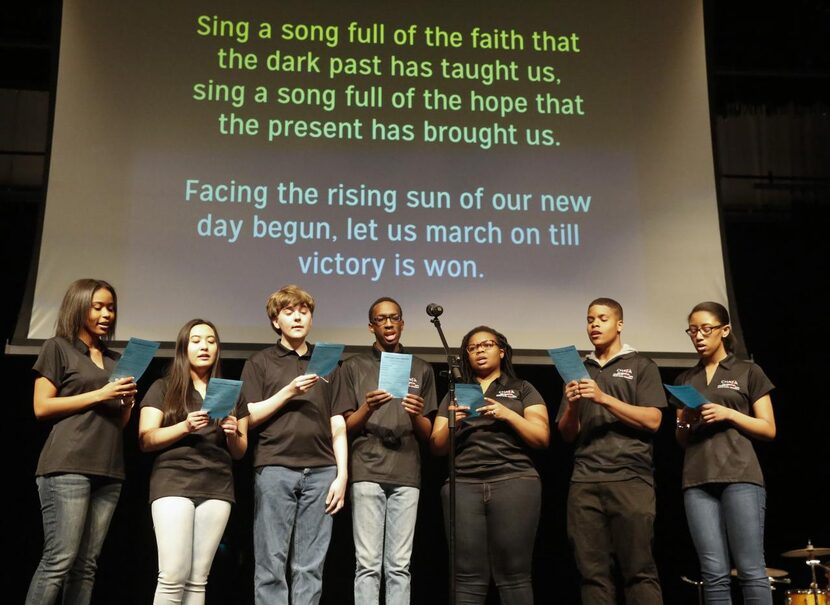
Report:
371,314,402,326
685,324,724,337
465,339,499,354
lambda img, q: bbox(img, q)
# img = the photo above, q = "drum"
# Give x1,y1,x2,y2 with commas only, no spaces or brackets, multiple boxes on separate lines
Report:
786,589,828,604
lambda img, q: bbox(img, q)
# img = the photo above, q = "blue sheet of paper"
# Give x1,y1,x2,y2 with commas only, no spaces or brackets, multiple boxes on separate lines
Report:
455,383,486,416
547,345,590,383
378,352,412,398
306,343,344,378
664,384,708,409
202,378,243,420
110,337,160,381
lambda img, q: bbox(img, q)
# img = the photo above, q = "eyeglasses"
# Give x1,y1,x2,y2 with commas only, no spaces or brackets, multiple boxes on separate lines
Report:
685,324,724,337
371,314,402,326
465,339,499,354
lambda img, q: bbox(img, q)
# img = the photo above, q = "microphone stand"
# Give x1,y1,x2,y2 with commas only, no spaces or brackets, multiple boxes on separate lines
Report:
429,311,460,605
680,575,704,605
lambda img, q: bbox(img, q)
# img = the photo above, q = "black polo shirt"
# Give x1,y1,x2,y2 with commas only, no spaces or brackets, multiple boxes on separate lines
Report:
333,346,437,488
241,341,345,469
33,336,125,479
140,378,249,503
674,354,774,489
438,375,546,481
556,348,667,485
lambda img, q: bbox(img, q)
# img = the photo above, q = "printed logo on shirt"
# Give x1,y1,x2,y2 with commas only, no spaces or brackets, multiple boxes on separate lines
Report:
408,376,420,392
717,379,740,391
612,368,634,381
495,389,518,398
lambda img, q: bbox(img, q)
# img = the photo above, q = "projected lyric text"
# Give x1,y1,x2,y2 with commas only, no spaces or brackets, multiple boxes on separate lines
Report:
184,179,592,282
178,12,597,283
191,16,585,149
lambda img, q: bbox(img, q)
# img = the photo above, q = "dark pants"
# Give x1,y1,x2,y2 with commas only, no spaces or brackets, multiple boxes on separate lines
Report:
441,476,541,605
567,479,662,605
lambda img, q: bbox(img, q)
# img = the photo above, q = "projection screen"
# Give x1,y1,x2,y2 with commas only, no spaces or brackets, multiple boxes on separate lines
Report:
20,0,726,356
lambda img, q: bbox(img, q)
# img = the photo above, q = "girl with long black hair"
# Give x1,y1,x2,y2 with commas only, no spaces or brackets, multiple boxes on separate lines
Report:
139,319,248,605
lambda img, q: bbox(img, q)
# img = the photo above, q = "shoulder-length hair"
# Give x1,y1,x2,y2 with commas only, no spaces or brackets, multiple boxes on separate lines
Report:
162,319,222,426
55,278,117,342
459,325,516,382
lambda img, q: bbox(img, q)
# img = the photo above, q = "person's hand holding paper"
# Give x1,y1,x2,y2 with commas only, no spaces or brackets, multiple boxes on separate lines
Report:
306,343,344,381
202,378,243,420
454,383,485,420
378,352,412,398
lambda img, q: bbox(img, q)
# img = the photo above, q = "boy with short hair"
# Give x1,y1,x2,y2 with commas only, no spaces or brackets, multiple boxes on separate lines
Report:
334,296,437,605
557,297,666,605
242,284,348,605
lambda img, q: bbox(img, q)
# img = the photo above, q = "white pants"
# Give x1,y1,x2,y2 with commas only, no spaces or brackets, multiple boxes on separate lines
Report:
151,496,232,605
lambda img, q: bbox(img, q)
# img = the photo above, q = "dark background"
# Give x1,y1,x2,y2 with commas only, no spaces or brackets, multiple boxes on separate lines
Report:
1,1,828,603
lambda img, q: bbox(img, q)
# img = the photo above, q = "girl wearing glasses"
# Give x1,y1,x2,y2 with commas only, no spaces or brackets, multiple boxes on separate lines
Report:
138,319,248,605
430,326,550,605
675,302,776,604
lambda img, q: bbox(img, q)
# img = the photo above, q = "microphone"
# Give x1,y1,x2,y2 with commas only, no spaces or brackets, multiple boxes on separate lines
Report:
450,355,463,382
426,303,443,317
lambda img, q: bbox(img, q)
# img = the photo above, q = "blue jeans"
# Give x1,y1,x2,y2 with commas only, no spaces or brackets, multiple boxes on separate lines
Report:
25,474,122,605
441,476,541,605
253,465,336,605
684,483,772,605
351,482,420,605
